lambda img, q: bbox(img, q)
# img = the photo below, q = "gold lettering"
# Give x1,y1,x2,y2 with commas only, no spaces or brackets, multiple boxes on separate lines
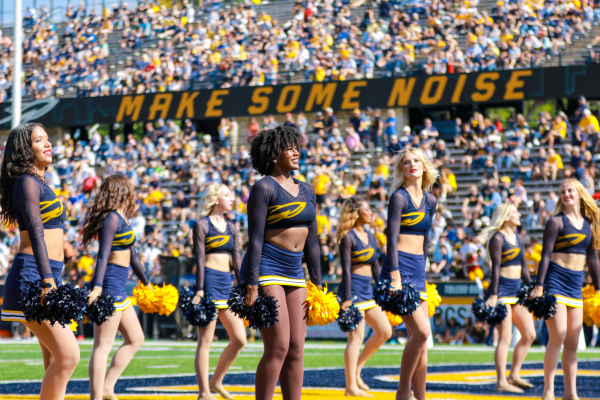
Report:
451,75,468,103
148,94,173,120
205,90,229,117
341,81,367,109
248,87,273,114
175,92,199,119
504,70,532,100
420,76,448,105
387,78,416,107
471,72,500,102
276,85,302,113
116,95,144,122
305,83,337,112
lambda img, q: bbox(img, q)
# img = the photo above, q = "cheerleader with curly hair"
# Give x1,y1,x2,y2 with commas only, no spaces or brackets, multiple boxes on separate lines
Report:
380,147,438,400
337,197,391,397
192,183,245,400
0,123,78,400
84,175,150,400
532,179,600,400
240,126,321,400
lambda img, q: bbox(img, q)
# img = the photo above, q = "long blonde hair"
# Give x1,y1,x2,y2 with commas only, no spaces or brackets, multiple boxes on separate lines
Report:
555,178,600,249
198,184,227,217
388,147,439,197
336,197,365,245
481,202,517,253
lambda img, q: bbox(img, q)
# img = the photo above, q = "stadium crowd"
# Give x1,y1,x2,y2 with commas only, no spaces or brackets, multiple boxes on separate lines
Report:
2,0,600,100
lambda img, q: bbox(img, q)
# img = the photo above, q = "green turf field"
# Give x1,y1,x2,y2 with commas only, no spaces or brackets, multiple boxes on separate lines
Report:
1,340,599,381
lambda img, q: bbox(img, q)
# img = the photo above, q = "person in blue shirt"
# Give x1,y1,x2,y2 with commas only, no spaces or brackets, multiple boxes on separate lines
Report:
385,109,397,145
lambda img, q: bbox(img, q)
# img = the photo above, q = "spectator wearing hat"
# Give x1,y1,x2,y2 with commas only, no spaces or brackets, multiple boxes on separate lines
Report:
387,135,401,162
313,111,325,134
574,95,589,122
324,107,338,133
399,125,413,148
579,108,599,137
182,119,197,142
420,118,439,141
284,113,297,129
499,176,515,200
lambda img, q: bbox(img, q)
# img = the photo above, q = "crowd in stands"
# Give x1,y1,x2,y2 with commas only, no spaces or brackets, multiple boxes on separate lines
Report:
3,0,600,100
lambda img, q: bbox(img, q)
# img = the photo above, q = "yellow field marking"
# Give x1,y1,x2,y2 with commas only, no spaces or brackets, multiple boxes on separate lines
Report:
376,369,600,384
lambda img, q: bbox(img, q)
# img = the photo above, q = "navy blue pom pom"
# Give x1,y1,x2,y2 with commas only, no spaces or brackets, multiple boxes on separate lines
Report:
337,305,363,332
517,282,534,307
22,281,87,327
86,292,116,325
373,279,421,316
471,297,508,325
528,293,558,320
178,286,217,327
227,282,279,330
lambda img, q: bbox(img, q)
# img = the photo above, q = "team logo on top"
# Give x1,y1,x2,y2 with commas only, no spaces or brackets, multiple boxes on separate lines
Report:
401,212,425,226
555,234,586,249
40,199,63,223
206,235,230,250
351,249,374,263
267,202,306,224
501,248,520,264
113,230,135,246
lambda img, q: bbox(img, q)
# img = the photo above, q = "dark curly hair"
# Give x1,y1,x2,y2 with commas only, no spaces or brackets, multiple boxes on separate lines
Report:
82,175,137,247
0,122,47,226
250,126,301,175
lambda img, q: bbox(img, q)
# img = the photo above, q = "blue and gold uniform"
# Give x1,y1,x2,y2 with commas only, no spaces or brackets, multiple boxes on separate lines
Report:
338,229,380,310
486,232,530,304
381,187,437,301
536,213,600,308
2,175,66,322
241,176,321,288
193,217,241,308
90,212,148,312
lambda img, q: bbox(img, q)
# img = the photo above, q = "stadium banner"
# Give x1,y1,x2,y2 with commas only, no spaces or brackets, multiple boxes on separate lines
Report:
0,64,596,128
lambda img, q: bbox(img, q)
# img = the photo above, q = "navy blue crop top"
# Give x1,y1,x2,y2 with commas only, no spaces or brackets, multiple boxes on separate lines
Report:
536,213,600,289
193,216,242,290
111,213,135,251
386,186,437,272
265,176,317,229
339,229,381,300
13,174,66,280
487,231,530,295
92,212,148,288
244,176,321,286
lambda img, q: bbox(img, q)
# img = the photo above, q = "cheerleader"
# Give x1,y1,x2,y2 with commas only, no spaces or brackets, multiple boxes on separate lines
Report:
192,184,245,400
483,203,535,393
337,198,391,397
83,175,149,400
532,179,600,400
0,123,78,400
240,126,321,400
380,147,437,400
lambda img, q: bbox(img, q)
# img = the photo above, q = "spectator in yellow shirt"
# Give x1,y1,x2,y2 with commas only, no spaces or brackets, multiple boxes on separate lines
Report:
312,168,331,204
542,115,567,146
78,252,95,283
579,108,599,134
340,181,356,199
544,148,563,181
316,214,331,235
374,158,389,179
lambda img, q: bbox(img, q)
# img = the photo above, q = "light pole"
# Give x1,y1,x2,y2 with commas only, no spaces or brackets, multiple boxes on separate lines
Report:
11,0,22,129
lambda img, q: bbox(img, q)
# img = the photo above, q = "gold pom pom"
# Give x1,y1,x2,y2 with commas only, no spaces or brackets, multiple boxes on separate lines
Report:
70,320,78,332
385,311,403,327
583,284,600,327
155,284,179,316
426,282,442,317
306,282,340,326
243,318,249,328
133,282,158,314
